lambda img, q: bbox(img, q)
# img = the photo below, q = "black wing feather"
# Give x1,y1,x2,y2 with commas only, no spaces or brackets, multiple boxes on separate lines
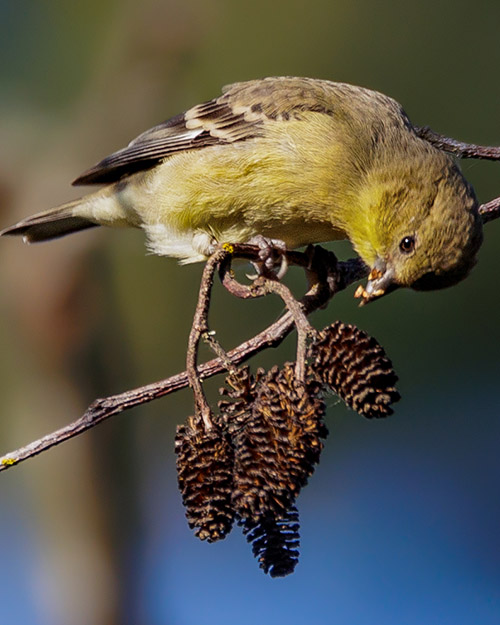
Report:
73,123,221,185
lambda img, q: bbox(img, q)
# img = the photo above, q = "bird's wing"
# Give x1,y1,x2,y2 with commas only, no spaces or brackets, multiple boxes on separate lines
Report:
73,77,336,185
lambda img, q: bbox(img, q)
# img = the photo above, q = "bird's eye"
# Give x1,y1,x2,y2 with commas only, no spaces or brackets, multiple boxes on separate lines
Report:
399,235,415,254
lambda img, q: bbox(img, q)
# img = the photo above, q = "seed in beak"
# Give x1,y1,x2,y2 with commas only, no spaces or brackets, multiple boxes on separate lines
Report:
368,267,384,281
354,285,366,299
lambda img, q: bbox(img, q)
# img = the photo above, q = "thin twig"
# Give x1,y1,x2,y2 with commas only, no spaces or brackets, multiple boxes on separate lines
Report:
253,278,316,383
479,196,500,224
218,251,324,380
202,331,237,374
186,248,229,429
416,126,500,160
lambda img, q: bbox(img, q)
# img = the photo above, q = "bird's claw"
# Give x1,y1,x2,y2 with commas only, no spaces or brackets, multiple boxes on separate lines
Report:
247,235,289,280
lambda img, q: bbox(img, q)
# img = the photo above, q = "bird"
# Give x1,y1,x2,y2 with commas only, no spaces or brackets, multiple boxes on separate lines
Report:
0,76,483,303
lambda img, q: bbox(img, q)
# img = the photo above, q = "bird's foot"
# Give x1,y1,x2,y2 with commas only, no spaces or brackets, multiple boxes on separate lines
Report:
246,235,289,280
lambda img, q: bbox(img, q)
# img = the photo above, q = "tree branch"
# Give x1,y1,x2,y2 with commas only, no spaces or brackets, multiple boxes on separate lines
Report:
479,196,500,224
415,126,500,160
0,245,367,472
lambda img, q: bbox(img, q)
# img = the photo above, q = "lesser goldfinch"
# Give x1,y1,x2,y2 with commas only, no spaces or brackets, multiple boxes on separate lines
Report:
0,77,483,303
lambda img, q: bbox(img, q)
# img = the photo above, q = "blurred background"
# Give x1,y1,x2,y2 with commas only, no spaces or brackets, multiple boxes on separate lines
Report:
0,0,499,623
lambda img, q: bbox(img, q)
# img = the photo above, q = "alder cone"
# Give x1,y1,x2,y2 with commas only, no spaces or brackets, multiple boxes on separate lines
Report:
229,363,328,523
175,417,235,542
309,321,400,418
239,506,301,578
218,366,262,436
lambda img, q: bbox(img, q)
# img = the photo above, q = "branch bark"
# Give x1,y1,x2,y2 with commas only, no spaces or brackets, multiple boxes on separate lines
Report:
415,126,500,160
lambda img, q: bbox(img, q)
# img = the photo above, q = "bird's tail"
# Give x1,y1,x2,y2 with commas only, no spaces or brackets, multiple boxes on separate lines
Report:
0,199,99,243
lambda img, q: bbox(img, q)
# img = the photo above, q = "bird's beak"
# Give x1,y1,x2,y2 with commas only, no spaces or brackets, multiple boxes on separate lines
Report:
354,257,398,306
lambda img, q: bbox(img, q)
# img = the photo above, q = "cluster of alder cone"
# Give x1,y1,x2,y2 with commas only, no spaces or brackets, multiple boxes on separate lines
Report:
175,320,400,577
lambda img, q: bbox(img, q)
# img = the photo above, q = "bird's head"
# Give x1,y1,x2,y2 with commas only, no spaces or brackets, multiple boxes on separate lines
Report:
353,159,483,305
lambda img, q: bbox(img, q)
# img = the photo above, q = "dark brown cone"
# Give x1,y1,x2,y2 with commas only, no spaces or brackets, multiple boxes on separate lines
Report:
175,416,235,542
229,363,328,523
218,366,263,437
239,506,301,577
309,322,400,418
